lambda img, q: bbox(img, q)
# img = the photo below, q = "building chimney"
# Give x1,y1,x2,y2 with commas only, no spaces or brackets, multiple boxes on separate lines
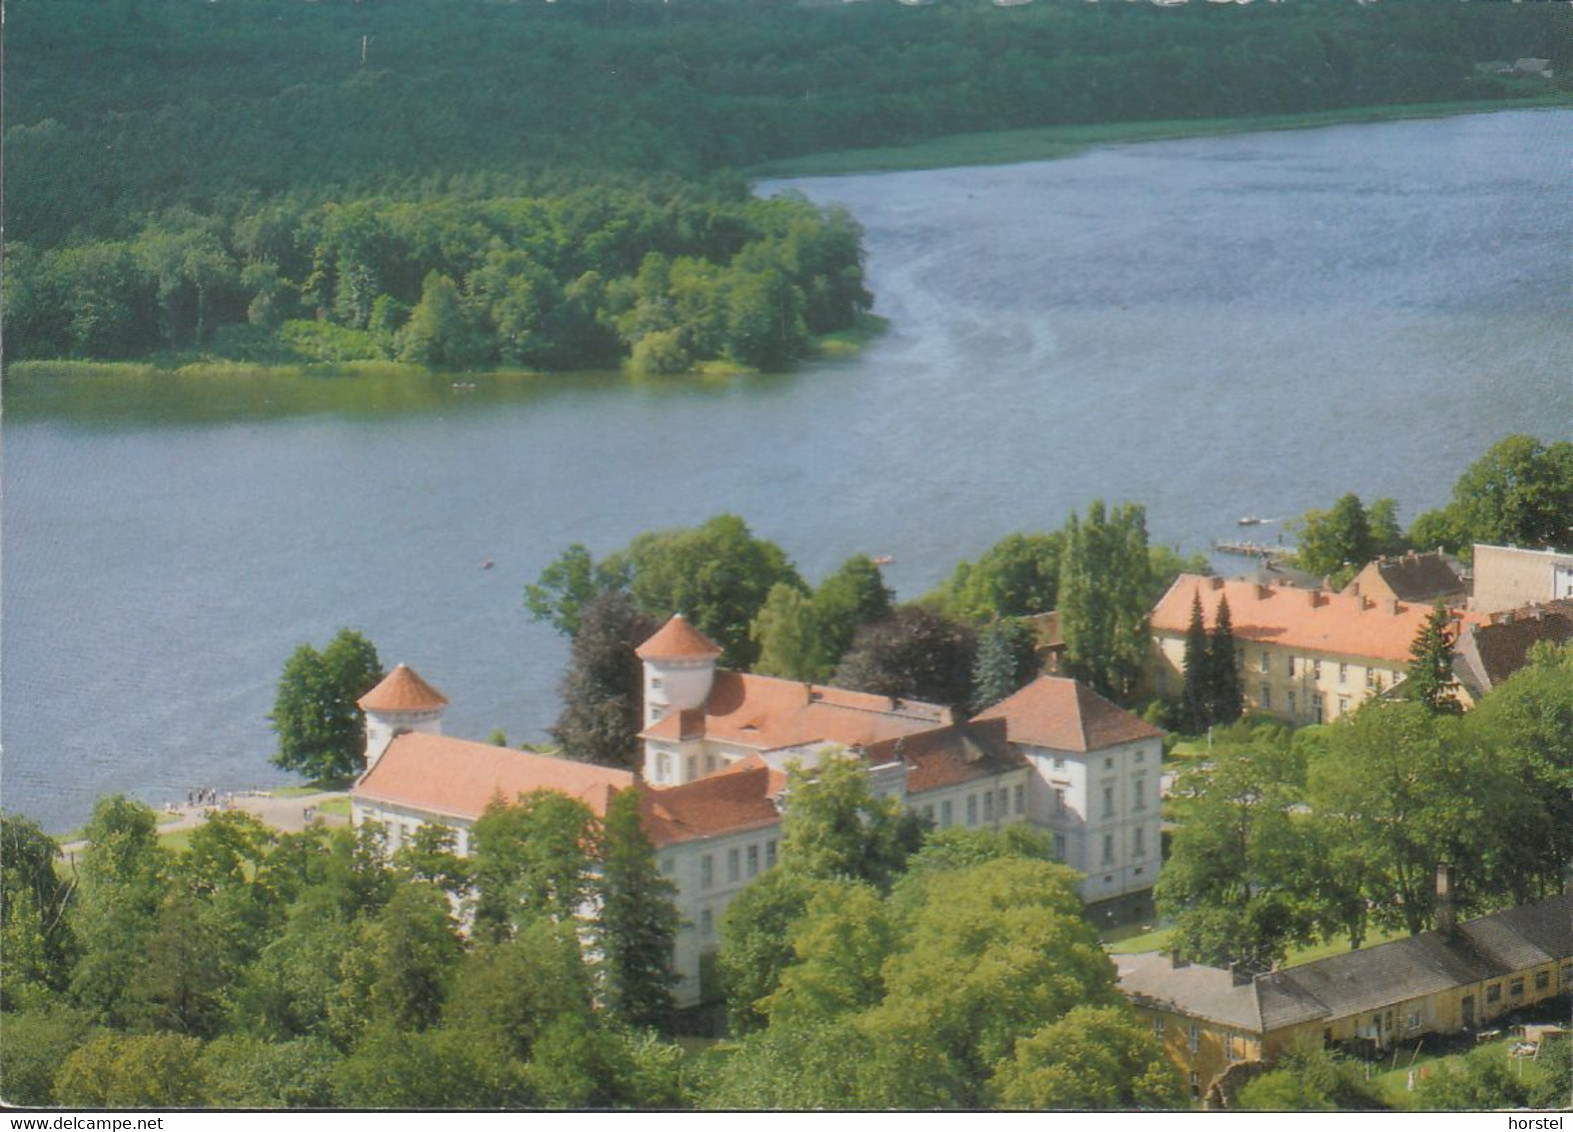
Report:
1348,581,1360,598
1384,598,1399,615
1305,590,1320,608
1436,864,1456,937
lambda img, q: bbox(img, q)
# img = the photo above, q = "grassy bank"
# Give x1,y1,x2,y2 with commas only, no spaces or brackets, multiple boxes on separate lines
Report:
7,318,892,385
750,97,1572,179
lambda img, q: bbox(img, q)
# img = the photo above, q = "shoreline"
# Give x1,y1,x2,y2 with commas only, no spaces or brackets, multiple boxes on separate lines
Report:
5,313,893,384
747,96,1572,180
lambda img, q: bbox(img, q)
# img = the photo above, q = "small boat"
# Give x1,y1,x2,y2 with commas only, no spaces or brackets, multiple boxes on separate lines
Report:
1237,516,1265,527
872,555,895,566
480,559,495,570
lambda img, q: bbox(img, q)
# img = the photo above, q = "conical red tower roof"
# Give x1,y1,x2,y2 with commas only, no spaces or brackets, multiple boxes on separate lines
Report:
358,664,449,713
635,614,723,661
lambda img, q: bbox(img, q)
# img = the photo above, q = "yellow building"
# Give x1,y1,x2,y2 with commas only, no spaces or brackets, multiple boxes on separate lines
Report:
1116,894,1573,1104
1149,574,1454,724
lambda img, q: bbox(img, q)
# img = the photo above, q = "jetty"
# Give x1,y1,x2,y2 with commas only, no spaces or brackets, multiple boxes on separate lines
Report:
1212,539,1294,562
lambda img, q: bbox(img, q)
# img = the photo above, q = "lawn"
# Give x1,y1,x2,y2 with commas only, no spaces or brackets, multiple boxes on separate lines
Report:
1370,1033,1523,1109
1103,923,1410,968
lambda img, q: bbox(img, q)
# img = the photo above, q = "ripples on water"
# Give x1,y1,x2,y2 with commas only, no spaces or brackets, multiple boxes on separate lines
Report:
6,110,1571,832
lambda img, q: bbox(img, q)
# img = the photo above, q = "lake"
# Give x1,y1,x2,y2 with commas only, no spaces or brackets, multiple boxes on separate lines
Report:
5,109,1571,834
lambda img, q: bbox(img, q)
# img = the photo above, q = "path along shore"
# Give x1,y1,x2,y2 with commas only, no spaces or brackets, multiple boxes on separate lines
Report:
60,790,349,858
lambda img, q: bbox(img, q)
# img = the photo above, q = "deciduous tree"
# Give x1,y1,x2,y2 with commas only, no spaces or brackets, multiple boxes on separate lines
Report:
551,590,657,769
833,604,977,712
269,629,383,782
1057,501,1152,700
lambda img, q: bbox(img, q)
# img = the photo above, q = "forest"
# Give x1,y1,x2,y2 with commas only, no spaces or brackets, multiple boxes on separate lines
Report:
5,0,1569,368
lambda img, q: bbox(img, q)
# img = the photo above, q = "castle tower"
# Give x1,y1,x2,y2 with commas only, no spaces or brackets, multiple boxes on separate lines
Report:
635,614,721,728
357,663,449,772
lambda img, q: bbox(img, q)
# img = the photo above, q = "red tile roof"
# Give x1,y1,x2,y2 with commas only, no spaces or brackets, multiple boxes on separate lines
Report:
1152,575,1441,665
971,676,1163,752
637,756,786,846
353,732,632,821
640,669,952,751
358,664,449,713
635,614,723,661
864,718,1027,793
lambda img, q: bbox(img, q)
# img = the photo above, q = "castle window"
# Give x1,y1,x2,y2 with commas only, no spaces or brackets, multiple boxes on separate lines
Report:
1339,663,1348,685
765,840,778,869
941,800,953,828
700,854,713,889
1313,659,1322,679
1102,784,1115,818
1486,984,1501,1004
1054,787,1066,815
1536,970,1550,991
1052,833,1066,859
1134,825,1146,858
1189,1025,1200,1053
1260,652,1270,673
656,751,672,781
651,677,664,690
983,792,993,822
1153,1016,1165,1036
1052,757,1065,771
686,756,697,780
1013,784,1026,815
1132,778,1145,811
1286,657,1296,677
1260,684,1271,709
1287,690,1297,717
1510,979,1524,998
966,795,978,827
700,908,713,937
727,848,740,883
1102,833,1115,865
1406,1010,1421,1032
746,844,759,879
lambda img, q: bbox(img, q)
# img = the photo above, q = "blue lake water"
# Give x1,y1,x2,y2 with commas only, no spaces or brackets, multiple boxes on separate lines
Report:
5,109,1571,834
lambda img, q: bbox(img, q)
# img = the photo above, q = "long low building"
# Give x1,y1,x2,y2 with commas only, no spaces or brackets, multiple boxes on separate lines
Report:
1116,892,1573,1104
352,615,1167,1006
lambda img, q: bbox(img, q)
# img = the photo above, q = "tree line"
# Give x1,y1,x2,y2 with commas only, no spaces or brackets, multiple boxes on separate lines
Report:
1288,434,1573,582
0,755,1185,1109
0,784,685,1107
7,0,1567,250
525,507,1209,770
3,186,871,373
1156,641,1573,978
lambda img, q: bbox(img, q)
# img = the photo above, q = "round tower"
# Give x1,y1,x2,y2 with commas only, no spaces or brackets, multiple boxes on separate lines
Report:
635,614,721,726
357,663,449,772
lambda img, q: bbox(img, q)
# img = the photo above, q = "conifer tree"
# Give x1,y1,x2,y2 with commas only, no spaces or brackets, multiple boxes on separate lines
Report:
596,788,679,1032
1406,603,1461,715
1206,596,1242,725
971,619,1037,713
1181,591,1211,735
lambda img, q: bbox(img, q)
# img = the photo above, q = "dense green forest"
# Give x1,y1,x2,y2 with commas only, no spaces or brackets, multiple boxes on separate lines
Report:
5,0,1568,369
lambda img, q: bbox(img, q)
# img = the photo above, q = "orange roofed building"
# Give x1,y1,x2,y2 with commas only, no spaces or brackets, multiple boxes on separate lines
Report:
1149,574,1470,725
351,615,1167,1007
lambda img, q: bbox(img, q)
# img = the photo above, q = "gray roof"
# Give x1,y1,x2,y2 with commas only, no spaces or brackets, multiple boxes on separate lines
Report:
1117,894,1573,1034
1114,952,1268,1031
